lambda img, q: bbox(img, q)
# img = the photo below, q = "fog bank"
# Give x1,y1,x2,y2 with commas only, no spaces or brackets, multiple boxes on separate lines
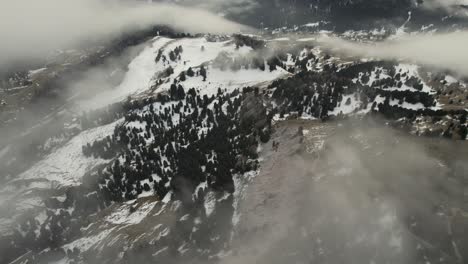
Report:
318,31,468,76
222,119,467,264
422,0,468,11
0,0,250,67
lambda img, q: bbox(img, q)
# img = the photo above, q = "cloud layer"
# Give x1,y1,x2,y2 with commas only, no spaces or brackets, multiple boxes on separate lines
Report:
421,0,468,9
156,0,259,15
0,0,250,66
318,31,468,76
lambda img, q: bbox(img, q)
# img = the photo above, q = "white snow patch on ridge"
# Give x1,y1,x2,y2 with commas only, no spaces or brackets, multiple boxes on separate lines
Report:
63,227,117,253
106,201,158,225
155,37,288,96
182,67,287,96
79,36,288,111
204,191,216,217
79,37,173,110
15,119,122,187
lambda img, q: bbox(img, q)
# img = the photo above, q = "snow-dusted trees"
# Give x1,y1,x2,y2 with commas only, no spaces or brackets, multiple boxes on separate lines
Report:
82,85,269,206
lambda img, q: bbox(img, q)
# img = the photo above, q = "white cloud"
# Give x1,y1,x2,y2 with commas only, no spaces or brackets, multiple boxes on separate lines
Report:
420,0,468,11
0,0,251,66
318,31,468,76
164,0,259,15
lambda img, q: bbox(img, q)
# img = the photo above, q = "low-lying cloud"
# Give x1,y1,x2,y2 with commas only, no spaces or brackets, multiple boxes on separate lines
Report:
420,0,468,10
154,0,259,15
0,0,250,67
318,31,468,76
218,118,466,263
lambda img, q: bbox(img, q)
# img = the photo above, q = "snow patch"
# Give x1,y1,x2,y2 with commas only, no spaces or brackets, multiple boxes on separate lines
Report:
79,37,173,110
204,191,216,217
106,201,158,225
15,119,122,187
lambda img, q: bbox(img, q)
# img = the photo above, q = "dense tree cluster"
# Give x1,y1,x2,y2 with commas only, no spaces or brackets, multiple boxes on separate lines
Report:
155,45,184,65
337,61,395,79
370,88,436,107
233,34,265,50
269,60,468,132
9,86,270,264
82,86,267,204
270,70,357,119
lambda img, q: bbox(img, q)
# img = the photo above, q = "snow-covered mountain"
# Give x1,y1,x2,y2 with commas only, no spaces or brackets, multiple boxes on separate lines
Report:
1,2,468,264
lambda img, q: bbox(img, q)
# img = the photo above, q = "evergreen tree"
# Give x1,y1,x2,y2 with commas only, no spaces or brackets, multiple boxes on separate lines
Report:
460,113,467,124
165,66,174,76
170,84,178,100
200,66,207,81
177,85,185,100
187,67,195,77
179,71,186,82
169,50,176,61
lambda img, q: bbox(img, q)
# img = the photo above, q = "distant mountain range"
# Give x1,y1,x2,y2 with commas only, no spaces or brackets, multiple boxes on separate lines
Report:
154,0,468,30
